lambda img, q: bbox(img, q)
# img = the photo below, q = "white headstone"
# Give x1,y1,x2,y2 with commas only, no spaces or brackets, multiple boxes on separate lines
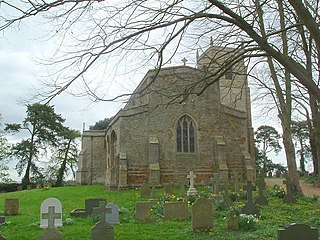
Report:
106,203,120,224
40,198,62,228
187,171,198,196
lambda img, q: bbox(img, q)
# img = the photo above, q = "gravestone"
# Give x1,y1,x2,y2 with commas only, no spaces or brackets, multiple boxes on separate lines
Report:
36,183,42,189
222,184,232,209
283,178,296,204
140,181,151,198
191,198,213,231
91,201,114,240
4,198,19,215
38,228,63,240
278,223,318,240
135,202,151,222
0,216,5,225
150,178,157,201
106,203,120,225
85,198,107,215
227,211,239,230
40,198,62,228
164,183,173,195
163,202,189,220
211,172,220,194
256,176,268,205
178,176,186,197
241,181,259,215
187,171,197,196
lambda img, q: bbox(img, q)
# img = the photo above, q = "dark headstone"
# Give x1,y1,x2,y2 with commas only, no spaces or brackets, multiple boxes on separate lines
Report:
85,198,106,215
140,181,151,198
135,202,151,222
91,201,114,240
278,223,318,240
178,176,186,198
70,208,87,218
4,198,19,215
38,227,63,240
256,176,268,205
163,202,189,220
283,178,296,204
191,198,213,231
0,216,5,225
164,183,173,195
241,181,259,215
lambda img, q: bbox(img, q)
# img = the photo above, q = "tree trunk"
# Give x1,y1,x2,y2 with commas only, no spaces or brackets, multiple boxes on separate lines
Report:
299,137,305,173
306,112,318,175
22,160,31,188
55,139,72,187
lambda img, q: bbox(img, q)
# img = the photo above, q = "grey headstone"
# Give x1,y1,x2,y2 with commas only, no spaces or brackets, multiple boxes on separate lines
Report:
164,183,173,195
38,227,63,240
140,181,151,198
106,203,119,225
135,202,151,222
40,198,62,228
0,216,5,225
4,198,19,215
178,177,186,197
241,181,259,215
256,176,268,205
278,223,318,240
211,172,220,194
150,178,157,200
283,178,296,204
191,198,213,231
91,201,114,240
227,211,239,230
187,171,197,196
85,198,106,215
163,202,189,220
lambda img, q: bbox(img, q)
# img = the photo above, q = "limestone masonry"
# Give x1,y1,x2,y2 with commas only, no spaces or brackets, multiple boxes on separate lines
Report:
76,45,256,189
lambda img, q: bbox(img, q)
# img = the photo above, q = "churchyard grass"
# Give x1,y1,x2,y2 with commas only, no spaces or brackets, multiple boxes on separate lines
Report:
0,184,319,239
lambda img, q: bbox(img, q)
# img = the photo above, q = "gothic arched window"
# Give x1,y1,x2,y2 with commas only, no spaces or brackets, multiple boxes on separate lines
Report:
176,115,196,153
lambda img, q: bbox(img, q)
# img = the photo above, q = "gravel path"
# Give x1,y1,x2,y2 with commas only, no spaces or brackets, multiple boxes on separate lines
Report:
265,178,320,198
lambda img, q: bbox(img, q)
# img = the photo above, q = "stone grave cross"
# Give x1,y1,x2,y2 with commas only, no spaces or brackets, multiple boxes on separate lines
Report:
93,201,112,224
211,173,220,194
187,171,197,196
241,181,259,215
181,57,188,66
283,177,296,204
42,206,61,228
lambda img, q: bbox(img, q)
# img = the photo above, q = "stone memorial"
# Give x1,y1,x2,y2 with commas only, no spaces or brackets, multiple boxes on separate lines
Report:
283,177,296,204
227,211,239,230
86,198,107,216
191,198,213,231
38,227,63,240
241,181,259,215
256,176,268,206
163,202,189,220
150,178,157,201
40,198,62,228
187,171,197,196
106,203,120,225
91,201,114,240
0,216,5,225
135,202,151,222
222,185,232,209
278,223,318,240
140,181,151,198
4,198,19,215
178,176,186,198
164,183,173,195
211,172,220,195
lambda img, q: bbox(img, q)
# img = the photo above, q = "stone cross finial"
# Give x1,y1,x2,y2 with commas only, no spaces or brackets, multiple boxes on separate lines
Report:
181,57,188,66
241,181,259,215
93,201,112,224
41,206,61,228
244,181,256,204
212,173,220,194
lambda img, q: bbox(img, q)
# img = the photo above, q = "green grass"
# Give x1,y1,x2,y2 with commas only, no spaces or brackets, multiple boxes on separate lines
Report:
0,185,319,239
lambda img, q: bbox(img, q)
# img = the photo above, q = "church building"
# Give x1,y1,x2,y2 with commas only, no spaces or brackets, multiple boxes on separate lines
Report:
76,45,256,189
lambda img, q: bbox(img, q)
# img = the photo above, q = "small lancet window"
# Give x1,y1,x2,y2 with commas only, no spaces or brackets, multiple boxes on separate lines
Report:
176,115,196,153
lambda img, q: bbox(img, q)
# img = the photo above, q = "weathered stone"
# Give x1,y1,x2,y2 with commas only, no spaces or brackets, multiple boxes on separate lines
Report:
0,216,5,225
164,183,173,195
91,201,114,240
70,208,87,218
187,171,197,196
222,186,232,209
178,176,186,198
241,181,259,215
227,211,239,230
283,178,296,204
85,198,106,215
38,227,63,240
106,203,120,225
4,198,19,215
140,181,150,198
278,223,318,240
163,202,189,220
191,198,213,231
40,198,62,228
135,202,151,222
